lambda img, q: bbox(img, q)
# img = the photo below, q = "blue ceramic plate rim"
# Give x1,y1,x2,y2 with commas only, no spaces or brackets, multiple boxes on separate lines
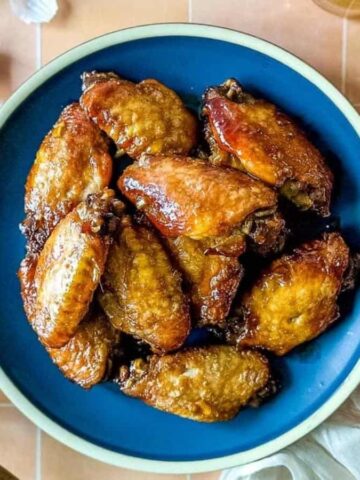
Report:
0,23,359,474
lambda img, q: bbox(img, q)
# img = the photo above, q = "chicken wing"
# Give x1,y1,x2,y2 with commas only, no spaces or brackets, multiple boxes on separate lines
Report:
80,71,198,159
203,79,333,216
120,345,270,422
165,236,243,326
98,217,190,353
46,312,119,388
21,103,112,252
118,155,281,243
19,189,123,348
232,232,350,355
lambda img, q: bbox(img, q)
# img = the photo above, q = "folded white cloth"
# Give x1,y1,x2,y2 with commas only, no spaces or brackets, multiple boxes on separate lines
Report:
9,0,58,24
221,387,360,480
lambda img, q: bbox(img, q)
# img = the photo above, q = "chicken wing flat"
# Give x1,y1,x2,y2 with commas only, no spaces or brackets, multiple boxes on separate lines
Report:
233,232,350,355
118,155,280,241
46,312,119,388
22,103,112,252
203,79,333,216
165,236,243,326
98,217,190,352
19,189,123,348
120,345,270,422
80,71,198,159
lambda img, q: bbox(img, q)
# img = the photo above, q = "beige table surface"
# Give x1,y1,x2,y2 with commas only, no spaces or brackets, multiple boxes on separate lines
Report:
0,1,359,479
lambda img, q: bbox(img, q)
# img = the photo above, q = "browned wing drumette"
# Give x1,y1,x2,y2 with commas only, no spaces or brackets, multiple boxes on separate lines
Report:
22,103,112,252
98,217,190,353
18,189,123,348
203,79,333,216
118,155,284,252
120,345,270,422
80,71,198,159
47,312,119,388
231,232,350,355
165,236,243,326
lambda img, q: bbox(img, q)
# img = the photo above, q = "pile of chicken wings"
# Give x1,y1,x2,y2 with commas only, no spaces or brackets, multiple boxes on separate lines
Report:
18,72,357,422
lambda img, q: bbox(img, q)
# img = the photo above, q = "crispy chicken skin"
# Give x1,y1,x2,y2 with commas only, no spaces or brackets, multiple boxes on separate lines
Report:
18,252,38,322
203,79,333,216
98,217,190,352
46,313,118,388
234,232,350,355
19,190,122,348
118,155,279,239
120,345,270,422
80,71,198,159
165,236,243,326
22,103,112,252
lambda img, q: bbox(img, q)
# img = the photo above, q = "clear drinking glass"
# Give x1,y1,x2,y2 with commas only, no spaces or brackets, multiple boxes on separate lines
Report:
313,0,360,17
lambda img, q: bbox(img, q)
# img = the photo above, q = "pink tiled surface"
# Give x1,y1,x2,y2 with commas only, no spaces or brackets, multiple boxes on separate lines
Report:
0,1,359,479
41,434,185,480
0,2,36,99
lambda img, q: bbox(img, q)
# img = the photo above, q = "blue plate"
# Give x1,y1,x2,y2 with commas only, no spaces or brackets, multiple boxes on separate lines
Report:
0,24,359,474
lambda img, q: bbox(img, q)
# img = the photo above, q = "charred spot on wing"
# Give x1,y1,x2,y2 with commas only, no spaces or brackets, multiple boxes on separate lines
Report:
81,70,121,92
202,78,253,106
248,375,281,407
82,190,125,236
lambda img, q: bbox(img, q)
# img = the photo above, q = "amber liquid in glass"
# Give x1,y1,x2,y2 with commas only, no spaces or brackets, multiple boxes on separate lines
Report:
313,0,360,17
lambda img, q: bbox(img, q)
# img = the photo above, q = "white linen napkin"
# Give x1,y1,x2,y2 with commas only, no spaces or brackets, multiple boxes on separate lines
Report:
221,387,360,480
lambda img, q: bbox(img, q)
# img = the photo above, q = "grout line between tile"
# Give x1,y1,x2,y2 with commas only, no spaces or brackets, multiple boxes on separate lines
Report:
340,0,356,95
186,475,192,480
188,0,192,22
36,23,42,70
35,428,42,480
0,403,13,407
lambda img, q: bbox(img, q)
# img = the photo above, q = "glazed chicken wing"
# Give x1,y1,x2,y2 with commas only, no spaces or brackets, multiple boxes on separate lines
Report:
80,71,198,159
22,103,112,252
165,236,243,326
98,217,190,352
203,79,333,216
232,232,350,355
118,155,281,244
120,345,270,422
46,312,118,388
19,190,123,348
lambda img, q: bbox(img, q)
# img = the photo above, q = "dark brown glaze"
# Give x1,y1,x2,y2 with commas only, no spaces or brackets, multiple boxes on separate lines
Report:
47,313,119,388
80,71,198,159
233,232,350,355
120,345,270,422
19,189,123,348
22,103,112,252
118,155,279,239
203,79,333,216
165,236,243,326
98,217,190,353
